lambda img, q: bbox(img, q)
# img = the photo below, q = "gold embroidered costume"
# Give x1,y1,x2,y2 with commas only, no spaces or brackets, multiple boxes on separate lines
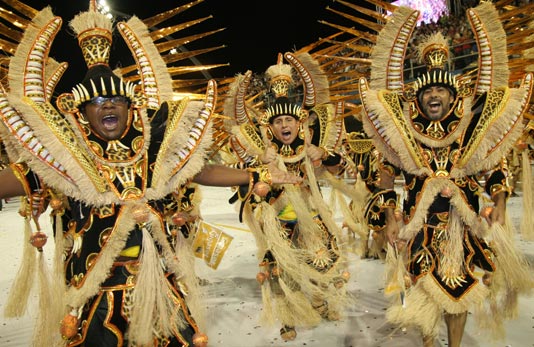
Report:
0,1,228,346
357,2,534,341
221,52,351,340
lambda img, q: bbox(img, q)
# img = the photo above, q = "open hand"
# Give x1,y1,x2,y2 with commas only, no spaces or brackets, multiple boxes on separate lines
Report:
266,161,302,185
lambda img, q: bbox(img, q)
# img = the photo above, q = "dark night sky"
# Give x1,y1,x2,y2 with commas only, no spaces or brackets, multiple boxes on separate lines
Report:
19,0,341,92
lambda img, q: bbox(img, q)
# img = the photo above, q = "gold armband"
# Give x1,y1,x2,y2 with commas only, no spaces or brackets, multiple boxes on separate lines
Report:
256,165,272,185
10,162,32,196
378,161,396,177
489,183,510,199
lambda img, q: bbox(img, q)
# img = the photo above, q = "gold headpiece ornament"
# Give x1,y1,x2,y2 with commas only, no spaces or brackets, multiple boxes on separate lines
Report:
265,53,294,98
413,32,458,99
264,98,303,123
69,1,135,107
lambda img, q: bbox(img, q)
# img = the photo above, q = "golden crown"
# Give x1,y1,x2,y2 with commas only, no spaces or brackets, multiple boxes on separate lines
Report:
413,32,458,98
263,101,304,125
259,54,307,125
265,53,294,98
68,3,135,107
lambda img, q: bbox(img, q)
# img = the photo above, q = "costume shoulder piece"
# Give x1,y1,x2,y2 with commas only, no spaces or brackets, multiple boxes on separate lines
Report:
451,3,533,176
0,1,220,205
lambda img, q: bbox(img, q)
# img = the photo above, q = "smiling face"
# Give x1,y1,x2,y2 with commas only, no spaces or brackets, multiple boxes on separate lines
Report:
269,115,300,145
82,96,130,141
419,85,455,121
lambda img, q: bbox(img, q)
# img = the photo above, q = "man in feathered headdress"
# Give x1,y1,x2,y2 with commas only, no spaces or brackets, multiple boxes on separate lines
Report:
359,3,534,347
221,52,351,341
0,2,300,346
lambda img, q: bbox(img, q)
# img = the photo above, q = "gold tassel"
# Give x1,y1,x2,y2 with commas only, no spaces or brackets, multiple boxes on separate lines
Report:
520,150,534,240
52,213,67,314
4,215,36,317
173,229,207,332
129,226,177,346
32,249,57,347
243,203,269,257
386,278,442,338
437,208,465,284
487,222,534,295
259,283,275,325
384,243,406,303
47,213,69,347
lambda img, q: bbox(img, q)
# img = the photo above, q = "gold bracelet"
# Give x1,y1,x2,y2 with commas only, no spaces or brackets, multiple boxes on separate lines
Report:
236,169,256,201
247,171,255,196
257,165,272,185
489,184,510,199
379,162,396,177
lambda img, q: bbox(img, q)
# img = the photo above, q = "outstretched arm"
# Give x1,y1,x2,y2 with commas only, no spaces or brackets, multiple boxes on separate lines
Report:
192,164,251,186
192,163,302,187
0,166,25,199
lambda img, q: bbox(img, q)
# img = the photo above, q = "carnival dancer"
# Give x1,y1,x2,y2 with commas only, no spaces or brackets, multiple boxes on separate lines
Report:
0,2,300,346
221,52,351,340
358,3,534,347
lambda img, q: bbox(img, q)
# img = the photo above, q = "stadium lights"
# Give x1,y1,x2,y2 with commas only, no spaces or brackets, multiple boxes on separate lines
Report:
97,0,113,19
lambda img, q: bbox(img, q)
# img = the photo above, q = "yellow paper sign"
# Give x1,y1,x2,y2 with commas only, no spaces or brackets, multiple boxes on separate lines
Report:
192,221,233,269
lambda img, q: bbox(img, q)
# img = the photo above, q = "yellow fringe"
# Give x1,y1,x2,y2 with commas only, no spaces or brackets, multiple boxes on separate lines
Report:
293,52,331,106
470,2,509,92
52,213,67,313
122,16,174,101
4,216,36,317
244,203,269,258
257,200,319,290
469,221,533,340
520,149,534,240
384,243,406,299
32,251,57,347
69,7,112,35
259,283,275,325
438,209,465,280
173,229,207,331
129,226,178,346
279,185,327,257
47,213,68,347
148,100,213,199
272,278,322,328
386,279,442,338
487,222,534,295
369,6,417,91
